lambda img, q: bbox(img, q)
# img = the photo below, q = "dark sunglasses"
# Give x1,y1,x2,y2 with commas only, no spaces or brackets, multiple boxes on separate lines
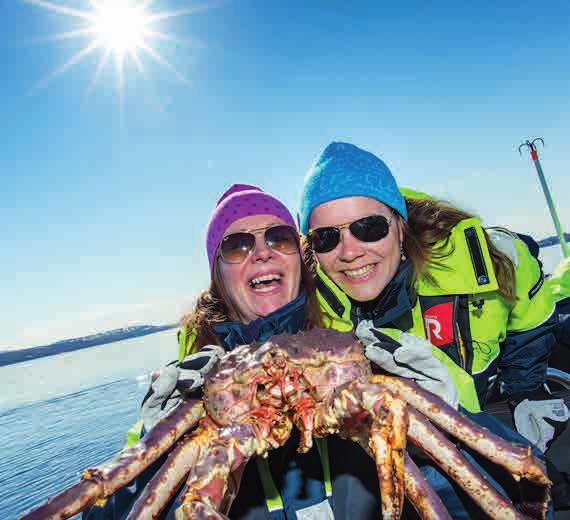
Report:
308,213,395,254
219,225,300,264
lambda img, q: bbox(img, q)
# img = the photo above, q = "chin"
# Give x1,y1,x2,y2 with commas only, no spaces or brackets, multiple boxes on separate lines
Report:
254,300,284,318
343,282,386,302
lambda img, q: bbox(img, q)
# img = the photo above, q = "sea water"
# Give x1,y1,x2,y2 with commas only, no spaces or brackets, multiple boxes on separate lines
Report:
0,329,178,519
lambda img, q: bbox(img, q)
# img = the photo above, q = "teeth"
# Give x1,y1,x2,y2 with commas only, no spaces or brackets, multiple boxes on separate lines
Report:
250,274,282,287
344,265,374,279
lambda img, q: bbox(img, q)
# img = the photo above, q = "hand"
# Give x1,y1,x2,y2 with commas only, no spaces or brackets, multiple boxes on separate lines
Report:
355,321,459,409
141,345,225,432
513,395,569,453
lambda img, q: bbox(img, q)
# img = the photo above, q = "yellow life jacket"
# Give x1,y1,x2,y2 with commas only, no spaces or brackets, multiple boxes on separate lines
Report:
314,217,555,411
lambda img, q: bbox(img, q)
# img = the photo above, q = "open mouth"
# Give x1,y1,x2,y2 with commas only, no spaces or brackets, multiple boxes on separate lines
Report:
342,264,376,281
248,273,283,293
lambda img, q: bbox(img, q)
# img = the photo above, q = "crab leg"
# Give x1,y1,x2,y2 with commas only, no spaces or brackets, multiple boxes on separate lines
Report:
310,383,409,519
403,454,452,520
407,409,529,520
21,400,204,520
127,426,214,520
368,395,407,519
175,434,248,520
374,375,550,487
348,436,452,519
176,416,293,520
128,415,292,520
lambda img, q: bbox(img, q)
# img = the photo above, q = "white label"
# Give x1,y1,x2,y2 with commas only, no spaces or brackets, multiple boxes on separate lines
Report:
295,499,335,520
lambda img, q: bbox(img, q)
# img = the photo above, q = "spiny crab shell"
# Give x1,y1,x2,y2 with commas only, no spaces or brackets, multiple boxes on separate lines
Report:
204,329,369,425
20,328,551,520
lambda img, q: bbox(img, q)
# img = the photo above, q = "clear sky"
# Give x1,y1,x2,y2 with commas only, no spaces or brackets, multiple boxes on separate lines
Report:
2,0,569,348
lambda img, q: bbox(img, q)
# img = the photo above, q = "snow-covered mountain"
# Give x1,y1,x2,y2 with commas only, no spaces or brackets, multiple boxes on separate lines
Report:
0,324,176,367
537,233,570,249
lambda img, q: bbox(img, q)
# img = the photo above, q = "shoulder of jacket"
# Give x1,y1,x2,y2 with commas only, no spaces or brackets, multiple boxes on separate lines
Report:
178,325,199,359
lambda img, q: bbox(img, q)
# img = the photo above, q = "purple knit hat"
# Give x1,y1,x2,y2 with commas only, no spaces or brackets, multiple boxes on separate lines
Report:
206,184,296,273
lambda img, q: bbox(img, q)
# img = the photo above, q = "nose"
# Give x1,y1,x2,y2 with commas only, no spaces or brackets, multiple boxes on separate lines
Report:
250,234,272,262
337,228,365,262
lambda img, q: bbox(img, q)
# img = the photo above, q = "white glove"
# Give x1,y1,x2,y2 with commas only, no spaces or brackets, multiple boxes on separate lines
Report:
513,397,569,453
356,321,459,409
141,345,225,432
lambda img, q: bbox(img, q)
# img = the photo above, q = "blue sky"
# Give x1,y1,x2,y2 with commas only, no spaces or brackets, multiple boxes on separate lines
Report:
2,0,569,348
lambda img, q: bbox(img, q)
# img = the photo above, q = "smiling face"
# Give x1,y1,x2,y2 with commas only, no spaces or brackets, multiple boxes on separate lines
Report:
217,214,302,323
309,196,403,302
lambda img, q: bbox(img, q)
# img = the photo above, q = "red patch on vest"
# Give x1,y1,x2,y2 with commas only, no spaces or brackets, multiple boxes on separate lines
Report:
423,302,454,347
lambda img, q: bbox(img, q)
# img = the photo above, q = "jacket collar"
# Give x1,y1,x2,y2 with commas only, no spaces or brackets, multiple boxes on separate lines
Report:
349,259,414,327
415,217,498,295
213,293,307,350
315,217,499,324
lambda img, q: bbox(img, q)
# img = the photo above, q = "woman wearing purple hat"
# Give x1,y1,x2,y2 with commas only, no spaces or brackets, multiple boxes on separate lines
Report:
85,184,387,520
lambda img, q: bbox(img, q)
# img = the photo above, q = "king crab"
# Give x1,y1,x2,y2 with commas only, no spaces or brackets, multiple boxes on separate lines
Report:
22,328,550,519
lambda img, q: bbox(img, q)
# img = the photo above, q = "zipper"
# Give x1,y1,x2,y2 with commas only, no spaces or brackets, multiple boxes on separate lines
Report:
453,296,466,369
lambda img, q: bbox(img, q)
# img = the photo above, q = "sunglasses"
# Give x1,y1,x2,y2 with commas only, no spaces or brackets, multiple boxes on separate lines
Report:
308,213,395,254
219,225,300,264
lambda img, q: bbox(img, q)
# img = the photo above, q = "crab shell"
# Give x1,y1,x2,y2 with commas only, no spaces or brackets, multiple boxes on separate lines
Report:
21,327,552,520
203,329,370,425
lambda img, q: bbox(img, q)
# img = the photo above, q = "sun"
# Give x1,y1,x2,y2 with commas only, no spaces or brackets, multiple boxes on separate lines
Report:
24,0,209,97
92,2,149,56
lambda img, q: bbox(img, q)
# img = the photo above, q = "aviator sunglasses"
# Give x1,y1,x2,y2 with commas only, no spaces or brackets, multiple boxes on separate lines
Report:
219,225,300,264
308,213,395,254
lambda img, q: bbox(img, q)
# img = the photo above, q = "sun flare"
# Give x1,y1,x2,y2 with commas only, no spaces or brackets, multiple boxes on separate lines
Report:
24,0,208,98
92,2,149,56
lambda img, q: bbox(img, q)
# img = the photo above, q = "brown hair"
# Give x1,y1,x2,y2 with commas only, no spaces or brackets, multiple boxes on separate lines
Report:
179,257,323,355
403,197,516,300
302,198,516,302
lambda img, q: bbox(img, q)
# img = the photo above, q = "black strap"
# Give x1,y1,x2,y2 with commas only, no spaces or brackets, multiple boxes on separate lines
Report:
315,275,345,317
464,227,490,286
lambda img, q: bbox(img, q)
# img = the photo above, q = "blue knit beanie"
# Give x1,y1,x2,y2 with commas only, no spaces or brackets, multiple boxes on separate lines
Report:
299,142,407,234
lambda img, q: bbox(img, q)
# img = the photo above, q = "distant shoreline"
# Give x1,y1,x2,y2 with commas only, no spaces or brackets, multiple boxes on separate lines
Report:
0,324,177,367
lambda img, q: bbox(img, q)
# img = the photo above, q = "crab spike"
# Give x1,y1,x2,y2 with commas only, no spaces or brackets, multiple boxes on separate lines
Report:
404,454,452,520
407,409,531,520
373,375,550,487
21,399,204,520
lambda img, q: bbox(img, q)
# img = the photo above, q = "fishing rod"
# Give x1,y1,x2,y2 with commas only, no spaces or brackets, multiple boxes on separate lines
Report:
518,138,569,258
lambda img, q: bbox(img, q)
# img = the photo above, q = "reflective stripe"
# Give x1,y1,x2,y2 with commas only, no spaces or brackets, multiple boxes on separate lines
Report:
256,458,284,511
315,438,333,497
256,438,333,512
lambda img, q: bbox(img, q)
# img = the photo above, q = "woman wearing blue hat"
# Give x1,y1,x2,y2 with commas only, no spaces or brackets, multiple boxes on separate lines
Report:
299,141,566,515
